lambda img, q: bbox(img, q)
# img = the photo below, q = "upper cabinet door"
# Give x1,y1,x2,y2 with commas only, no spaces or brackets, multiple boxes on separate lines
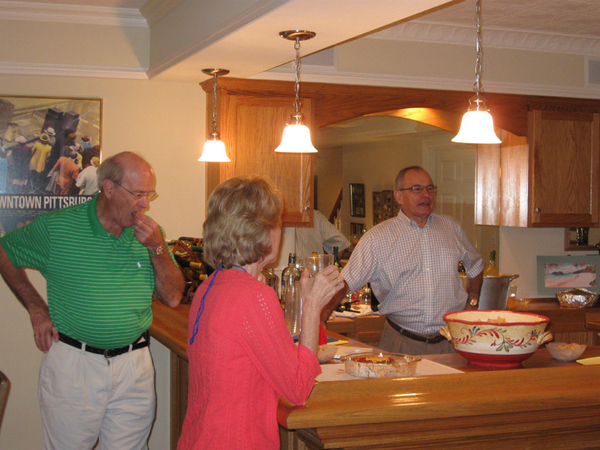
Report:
205,80,314,227
529,110,600,227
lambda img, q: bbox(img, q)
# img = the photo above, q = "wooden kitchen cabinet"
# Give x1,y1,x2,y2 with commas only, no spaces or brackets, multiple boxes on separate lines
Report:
478,110,600,227
528,110,600,227
201,78,314,227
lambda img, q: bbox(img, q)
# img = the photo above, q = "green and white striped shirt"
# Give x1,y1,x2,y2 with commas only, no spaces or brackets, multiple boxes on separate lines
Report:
2,194,161,348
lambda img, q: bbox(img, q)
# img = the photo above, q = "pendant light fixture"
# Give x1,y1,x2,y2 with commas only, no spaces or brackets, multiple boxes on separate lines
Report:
199,68,231,162
452,0,501,144
275,30,318,153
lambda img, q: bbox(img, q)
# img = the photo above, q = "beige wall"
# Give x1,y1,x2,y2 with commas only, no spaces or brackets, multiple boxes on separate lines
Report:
0,73,206,450
0,19,149,69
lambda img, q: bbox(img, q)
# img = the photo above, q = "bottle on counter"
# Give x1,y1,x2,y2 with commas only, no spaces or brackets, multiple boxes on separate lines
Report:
296,258,305,274
280,253,296,303
483,250,500,277
282,254,302,336
362,284,371,305
333,246,341,270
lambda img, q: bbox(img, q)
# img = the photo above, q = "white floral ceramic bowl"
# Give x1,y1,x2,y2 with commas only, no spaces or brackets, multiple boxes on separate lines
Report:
440,310,553,368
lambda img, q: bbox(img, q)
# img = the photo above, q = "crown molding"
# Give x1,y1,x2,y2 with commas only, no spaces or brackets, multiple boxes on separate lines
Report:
262,65,600,100
373,21,600,57
139,0,183,27
0,1,148,27
0,61,148,79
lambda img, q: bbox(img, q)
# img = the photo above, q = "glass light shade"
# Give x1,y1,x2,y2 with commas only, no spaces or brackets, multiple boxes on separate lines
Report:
198,138,230,162
275,124,318,153
452,110,501,144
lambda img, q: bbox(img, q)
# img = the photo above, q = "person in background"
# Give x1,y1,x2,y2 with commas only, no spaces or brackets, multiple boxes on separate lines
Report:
44,127,56,149
82,144,101,169
177,175,344,450
60,131,77,158
295,209,351,262
80,135,92,152
76,156,100,195
324,166,483,355
52,149,80,195
7,135,31,193
29,133,52,191
0,151,185,450
0,137,7,194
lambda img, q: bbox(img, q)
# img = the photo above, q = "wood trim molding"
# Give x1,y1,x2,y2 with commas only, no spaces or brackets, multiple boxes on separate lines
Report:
204,77,600,138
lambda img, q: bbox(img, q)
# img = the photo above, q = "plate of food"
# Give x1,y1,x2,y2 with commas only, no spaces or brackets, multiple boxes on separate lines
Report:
341,352,421,378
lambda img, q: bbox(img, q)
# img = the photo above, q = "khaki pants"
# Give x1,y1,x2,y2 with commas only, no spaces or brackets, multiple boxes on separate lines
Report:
39,339,155,450
379,320,455,355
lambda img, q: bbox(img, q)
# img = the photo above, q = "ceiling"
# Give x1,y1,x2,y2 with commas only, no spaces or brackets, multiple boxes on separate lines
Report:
5,0,600,81
21,0,600,39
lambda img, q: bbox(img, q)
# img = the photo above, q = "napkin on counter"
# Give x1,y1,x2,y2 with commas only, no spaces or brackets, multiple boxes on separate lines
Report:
334,304,375,318
576,356,600,365
293,335,348,346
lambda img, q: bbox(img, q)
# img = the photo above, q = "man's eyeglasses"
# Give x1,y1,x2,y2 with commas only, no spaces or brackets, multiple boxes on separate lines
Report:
115,182,158,201
397,185,438,194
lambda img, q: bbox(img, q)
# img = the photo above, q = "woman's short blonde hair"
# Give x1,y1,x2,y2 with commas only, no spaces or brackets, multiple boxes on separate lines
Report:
203,175,283,269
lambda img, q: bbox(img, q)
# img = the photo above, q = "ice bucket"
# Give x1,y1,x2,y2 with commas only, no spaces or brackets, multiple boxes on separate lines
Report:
479,273,519,310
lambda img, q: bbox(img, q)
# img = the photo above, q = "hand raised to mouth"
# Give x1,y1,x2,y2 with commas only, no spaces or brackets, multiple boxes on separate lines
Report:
132,211,163,251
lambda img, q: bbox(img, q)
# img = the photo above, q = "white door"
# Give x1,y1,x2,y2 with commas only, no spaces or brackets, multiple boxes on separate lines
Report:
424,140,477,244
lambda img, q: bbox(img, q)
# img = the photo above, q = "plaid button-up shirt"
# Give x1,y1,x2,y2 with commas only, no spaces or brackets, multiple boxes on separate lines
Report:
342,210,483,336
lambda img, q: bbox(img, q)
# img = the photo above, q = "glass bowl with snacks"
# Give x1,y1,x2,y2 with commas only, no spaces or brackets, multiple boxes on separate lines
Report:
546,342,586,362
342,352,421,378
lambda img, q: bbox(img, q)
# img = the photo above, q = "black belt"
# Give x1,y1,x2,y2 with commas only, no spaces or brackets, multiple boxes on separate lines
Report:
386,317,446,344
58,331,150,358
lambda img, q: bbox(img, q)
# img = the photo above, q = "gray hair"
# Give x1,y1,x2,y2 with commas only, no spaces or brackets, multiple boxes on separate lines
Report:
97,152,151,191
394,166,427,191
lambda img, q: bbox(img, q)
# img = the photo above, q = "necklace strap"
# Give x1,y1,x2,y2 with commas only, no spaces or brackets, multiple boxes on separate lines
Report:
189,264,247,345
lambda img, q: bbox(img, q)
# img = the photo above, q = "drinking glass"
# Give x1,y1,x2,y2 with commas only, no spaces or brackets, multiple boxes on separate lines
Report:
305,254,334,277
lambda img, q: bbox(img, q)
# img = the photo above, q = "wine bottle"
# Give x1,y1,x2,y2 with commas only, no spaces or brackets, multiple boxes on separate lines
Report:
333,246,341,270
280,253,296,302
282,254,301,335
483,250,500,277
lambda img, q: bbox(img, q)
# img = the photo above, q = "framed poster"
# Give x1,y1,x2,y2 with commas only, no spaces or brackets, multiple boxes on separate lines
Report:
0,95,102,235
537,255,600,295
349,183,365,217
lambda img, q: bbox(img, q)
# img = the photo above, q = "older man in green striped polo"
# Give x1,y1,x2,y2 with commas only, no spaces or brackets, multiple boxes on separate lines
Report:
0,151,185,450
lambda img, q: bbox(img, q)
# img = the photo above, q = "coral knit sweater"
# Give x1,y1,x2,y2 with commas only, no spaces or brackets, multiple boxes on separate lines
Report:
177,269,321,450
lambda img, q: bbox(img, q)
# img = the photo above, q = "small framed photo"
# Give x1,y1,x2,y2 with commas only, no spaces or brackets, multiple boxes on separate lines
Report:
350,222,364,236
537,255,600,295
382,190,394,221
372,191,382,225
349,183,365,217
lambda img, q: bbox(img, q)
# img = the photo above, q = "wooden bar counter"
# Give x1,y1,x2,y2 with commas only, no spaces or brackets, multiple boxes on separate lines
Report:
151,300,600,450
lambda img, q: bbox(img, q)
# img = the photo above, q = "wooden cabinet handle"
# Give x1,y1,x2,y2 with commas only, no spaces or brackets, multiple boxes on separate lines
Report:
534,208,541,213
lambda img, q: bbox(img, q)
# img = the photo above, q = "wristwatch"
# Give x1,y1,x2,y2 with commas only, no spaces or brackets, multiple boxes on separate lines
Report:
469,298,479,307
149,243,165,256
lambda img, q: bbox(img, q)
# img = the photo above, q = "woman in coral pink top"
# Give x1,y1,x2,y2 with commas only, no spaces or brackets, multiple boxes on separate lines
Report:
177,175,344,450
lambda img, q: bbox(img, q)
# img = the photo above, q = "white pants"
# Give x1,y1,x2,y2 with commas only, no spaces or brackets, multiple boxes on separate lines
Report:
38,339,156,450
